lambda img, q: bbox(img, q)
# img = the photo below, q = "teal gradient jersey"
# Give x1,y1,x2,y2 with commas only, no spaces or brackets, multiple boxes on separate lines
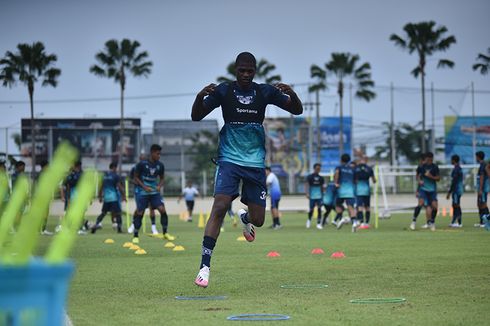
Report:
420,163,440,192
203,82,289,168
355,163,374,196
336,164,355,198
306,173,324,200
134,160,164,195
101,171,121,202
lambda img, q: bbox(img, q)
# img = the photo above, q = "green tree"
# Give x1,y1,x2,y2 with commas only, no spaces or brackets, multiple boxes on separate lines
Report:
472,47,490,75
11,133,22,152
186,130,219,193
390,21,456,153
90,39,152,171
374,122,424,164
309,52,375,153
0,42,61,177
217,58,281,84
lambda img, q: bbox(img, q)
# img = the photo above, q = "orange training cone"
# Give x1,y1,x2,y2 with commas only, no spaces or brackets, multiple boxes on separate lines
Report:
330,251,345,259
267,251,281,257
311,248,325,255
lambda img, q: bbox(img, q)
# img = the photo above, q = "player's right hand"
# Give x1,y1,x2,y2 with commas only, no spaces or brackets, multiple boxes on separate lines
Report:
198,83,216,98
446,193,450,200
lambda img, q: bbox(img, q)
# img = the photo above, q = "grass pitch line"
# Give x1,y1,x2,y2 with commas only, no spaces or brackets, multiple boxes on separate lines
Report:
349,297,406,304
175,295,227,300
280,284,328,289
227,314,290,321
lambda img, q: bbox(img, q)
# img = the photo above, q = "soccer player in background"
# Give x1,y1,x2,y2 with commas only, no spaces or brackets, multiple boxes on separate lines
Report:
91,162,126,234
355,156,376,228
132,144,174,243
191,51,303,287
475,151,489,228
322,176,338,227
178,180,199,222
64,160,90,234
334,154,358,232
128,154,157,234
305,163,324,229
418,152,440,231
265,166,282,229
446,154,463,228
38,160,53,236
410,153,428,230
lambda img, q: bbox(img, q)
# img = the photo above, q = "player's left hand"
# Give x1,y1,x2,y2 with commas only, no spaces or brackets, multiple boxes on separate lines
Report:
446,193,450,200
274,83,295,96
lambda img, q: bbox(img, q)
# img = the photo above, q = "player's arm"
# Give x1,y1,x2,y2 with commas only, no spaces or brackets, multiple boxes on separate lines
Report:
117,180,126,202
98,181,103,203
157,168,165,192
370,168,377,183
191,83,217,121
446,173,457,199
304,178,310,199
134,166,152,192
334,169,340,188
275,83,303,115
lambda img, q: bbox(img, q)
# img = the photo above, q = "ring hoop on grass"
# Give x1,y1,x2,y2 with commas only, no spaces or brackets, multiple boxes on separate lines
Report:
349,297,406,304
280,284,328,289
227,314,290,321
175,295,227,300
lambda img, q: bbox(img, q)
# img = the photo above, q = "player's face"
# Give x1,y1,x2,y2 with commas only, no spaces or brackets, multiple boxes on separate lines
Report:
314,165,321,173
235,62,256,89
151,150,161,161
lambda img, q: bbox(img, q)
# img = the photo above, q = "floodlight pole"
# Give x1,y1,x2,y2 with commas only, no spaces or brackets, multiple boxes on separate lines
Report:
471,82,476,163
390,82,396,166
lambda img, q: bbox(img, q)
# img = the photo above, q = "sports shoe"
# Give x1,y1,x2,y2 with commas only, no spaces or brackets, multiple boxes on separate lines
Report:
316,223,323,230
332,220,338,227
306,219,311,229
132,237,139,244
421,223,429,229
55,225,62,233
187,217,193,222
352,220,360,233
41,230,53,236
473,223,484,228
127,224,135,234
430,223,436,231
194,265,210,288
111,222,117,230
410,222,416,230
238,209,255,242
337,217,350,230
77,230,87,235
483,215,490,231
151,225,159,235
273,224,283,230
163,233,176,241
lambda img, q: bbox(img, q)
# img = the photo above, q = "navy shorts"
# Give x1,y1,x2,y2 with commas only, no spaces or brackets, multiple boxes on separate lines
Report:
419,189,437,205
102,201,121,213
452,193,462,206
309,198,322,210
270,196,280,209
186,200,195,211
215,161,267,207
136,193,164,212
478,191,488,204
336,197,356,207
356,196,370,208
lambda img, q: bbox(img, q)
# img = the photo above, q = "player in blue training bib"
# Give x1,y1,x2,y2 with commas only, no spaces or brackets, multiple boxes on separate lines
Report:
91,162,126,234
131,144,175,242
191,52,303,288
354,157,376,228
322,178,338,227
475,151,489,228
446,154,464,228
64,161,90,233
266,166,283,229
334,154,359,232
305,163,325,229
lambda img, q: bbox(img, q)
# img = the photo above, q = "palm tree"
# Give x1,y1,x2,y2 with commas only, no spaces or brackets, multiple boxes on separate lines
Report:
309,52,375,154
472,47,490,75
0,42,61,177
390,21,456,153
217,58,281,84
90,39,152,172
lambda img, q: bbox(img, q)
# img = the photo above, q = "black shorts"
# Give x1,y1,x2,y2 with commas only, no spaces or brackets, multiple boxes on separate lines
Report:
186,200,195,211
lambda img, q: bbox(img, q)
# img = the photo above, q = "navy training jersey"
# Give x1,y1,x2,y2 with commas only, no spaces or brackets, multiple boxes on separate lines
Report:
65,170,82,200
336,163,355,198
203,82,289,168
134,160,164,196
102,171,121,202
477,161,489,192
420,163,439,192
355,163,374,196
130,165,142,195
450,165,464,195
306,173,324,200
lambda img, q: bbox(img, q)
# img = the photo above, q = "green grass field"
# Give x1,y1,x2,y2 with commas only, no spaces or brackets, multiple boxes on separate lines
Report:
36,212,490,326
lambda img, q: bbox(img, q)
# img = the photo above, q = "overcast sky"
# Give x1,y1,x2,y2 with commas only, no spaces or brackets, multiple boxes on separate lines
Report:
0,0,489,153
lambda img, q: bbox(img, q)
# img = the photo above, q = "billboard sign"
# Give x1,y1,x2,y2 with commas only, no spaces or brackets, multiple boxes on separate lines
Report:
444,116,490,163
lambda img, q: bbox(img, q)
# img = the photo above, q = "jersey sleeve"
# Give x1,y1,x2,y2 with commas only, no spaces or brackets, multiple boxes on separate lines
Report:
260,84,289,108
134,162,143,177
203,82,228,110
432,165,440,176
159,162,165,177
